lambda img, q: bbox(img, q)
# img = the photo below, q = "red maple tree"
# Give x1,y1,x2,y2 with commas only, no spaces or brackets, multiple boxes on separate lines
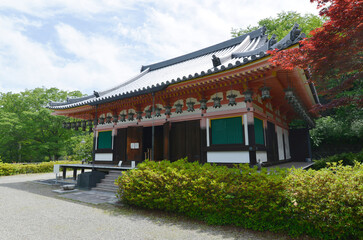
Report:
268,0,363,112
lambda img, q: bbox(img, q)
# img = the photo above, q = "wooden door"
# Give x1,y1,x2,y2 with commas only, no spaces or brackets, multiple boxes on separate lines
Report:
170,120,201,162
186,120,201,162
154,126,164,160
127,126,143,161
113,128,127,163
170,122,186,161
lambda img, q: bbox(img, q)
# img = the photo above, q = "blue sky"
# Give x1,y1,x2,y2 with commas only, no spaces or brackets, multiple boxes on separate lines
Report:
0,0,319,95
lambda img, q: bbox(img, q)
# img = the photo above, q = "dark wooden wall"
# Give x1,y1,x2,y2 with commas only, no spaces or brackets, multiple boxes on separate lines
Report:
266,121,279,162
113,128,127,163
126,126,143,161
170,120,201,162
289,128,311,162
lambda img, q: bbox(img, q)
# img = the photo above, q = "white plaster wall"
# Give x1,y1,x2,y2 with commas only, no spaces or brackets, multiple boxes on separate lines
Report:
284,129,291,159
256,151,267,163
207,151,249,163
95,153,113,161
276,126,284,160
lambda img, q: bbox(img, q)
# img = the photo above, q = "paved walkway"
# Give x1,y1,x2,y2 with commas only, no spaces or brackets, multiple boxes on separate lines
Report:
0,172,289,240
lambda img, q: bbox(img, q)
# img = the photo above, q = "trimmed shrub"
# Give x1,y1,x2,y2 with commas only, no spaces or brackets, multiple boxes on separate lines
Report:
116,159,289,232
312,150,363,170
284,162,363,239
116,159,363,239
0,161,80,176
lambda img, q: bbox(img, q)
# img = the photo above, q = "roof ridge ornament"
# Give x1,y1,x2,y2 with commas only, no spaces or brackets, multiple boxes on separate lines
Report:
212,54,221,67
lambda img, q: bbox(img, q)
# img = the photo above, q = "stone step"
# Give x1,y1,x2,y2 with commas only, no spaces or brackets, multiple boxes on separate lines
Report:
92,186,118,193
95,182,118,188
91,171,122,193
106,174,122,178
101,178,118,183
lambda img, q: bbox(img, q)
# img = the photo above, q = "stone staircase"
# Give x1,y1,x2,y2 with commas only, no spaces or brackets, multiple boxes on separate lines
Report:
92,171,122,193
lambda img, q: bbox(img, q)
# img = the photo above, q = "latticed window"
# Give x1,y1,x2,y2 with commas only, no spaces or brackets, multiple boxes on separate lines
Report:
211,117,243,144
254,118,264,145
97,131,112,149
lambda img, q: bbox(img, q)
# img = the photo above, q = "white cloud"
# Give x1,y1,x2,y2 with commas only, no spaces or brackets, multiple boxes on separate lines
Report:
0,0,137,18
0,17,141,93
0,0,320,94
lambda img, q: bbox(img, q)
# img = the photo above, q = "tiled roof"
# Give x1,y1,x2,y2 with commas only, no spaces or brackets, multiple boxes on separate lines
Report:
48,24,305,109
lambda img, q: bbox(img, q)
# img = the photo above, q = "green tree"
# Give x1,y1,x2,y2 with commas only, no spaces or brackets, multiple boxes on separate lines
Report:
231,11,324,39
71,133,94,162
0,87,84,162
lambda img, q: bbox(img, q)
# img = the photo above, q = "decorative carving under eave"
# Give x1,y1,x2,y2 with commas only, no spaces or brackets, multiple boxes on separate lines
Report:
212,96,222,108
187,101,195,112
175,103,183,114
145,109,152,119
99,116,105,124
227,94,237,106
128,112,134,121
136,111,143,120
106,115,112,123
243,90,253,103
112,115,118,123
119,113,126,122
155,108,161,117
199,99,208,110
164,106,172,116
284,88,294,103
260,86,271,100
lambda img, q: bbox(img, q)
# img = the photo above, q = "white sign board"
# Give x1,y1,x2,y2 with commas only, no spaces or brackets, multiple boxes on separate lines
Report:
131,142,139,149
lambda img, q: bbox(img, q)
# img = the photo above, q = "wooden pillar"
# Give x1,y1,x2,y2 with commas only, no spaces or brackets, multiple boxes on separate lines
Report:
62,167,66,179
73,168,77,180
247,102,256,165
163,121,170,160
200,118,207,164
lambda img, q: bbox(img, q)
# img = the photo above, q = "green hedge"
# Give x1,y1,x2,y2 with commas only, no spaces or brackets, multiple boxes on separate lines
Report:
117,159,290,231
312,150,363,170
285,161,363,239
116,159,362,239
0,161,80,176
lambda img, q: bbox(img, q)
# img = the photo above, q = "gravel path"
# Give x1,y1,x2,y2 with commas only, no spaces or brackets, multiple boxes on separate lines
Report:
0,173,289,240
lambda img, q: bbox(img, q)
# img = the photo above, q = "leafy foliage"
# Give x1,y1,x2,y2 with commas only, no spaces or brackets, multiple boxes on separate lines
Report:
116,159,362,239
285,162,363,239
0,87,84,162
117,159,290,231
0,160,80,176
71,133,94,162
268,0,363,111
312,151,363,170
231,11,324,39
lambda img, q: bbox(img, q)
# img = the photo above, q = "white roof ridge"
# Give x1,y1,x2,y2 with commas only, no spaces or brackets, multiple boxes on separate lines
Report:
99,67,150,96
218,35,251,64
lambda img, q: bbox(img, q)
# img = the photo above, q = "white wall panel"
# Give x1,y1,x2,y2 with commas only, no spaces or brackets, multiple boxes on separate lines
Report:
284,129,290,159
95,153,113,161
256,151,268,163
207,151,249,163
276,126,284,160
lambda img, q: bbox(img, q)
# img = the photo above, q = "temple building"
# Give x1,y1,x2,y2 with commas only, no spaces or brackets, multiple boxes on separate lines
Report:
49,24,318,167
